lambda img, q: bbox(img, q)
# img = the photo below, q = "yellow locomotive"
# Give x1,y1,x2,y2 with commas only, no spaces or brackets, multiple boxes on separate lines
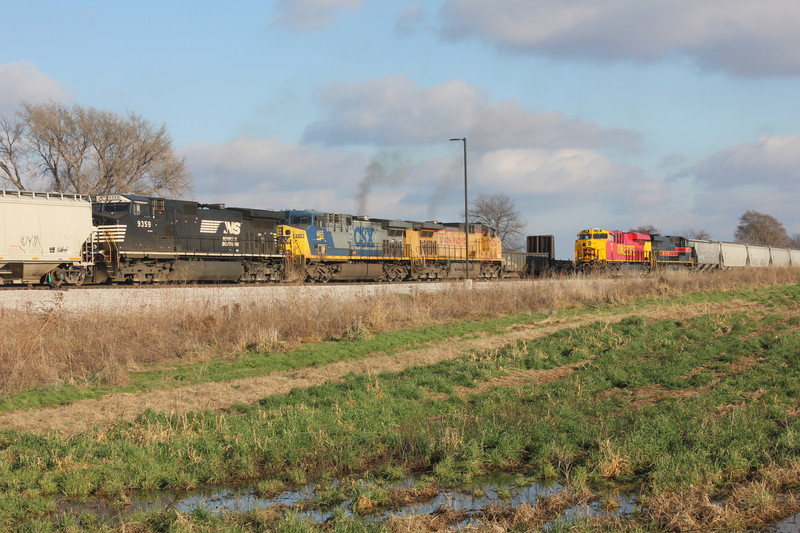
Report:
575,228,694,271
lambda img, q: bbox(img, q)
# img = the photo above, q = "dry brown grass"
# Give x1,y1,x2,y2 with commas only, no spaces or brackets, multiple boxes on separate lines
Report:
645,462,800,532
0,268,797,395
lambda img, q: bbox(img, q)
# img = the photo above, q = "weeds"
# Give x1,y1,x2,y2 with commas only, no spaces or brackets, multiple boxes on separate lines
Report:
0,269,797,399
0,274,798,530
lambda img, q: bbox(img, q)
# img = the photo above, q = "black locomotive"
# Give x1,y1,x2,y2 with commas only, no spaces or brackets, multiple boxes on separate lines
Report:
91,194,285,283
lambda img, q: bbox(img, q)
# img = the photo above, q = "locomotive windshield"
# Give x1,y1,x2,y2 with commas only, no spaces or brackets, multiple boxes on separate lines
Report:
579,233,608,240
93,203,130,214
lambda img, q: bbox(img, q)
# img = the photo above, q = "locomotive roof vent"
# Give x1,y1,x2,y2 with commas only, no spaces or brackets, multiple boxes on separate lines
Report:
200,203,226,209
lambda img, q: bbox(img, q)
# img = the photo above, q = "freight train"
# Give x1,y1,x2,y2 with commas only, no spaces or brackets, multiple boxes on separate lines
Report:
0,189,502,286
3,189,797,287
574,228,800,271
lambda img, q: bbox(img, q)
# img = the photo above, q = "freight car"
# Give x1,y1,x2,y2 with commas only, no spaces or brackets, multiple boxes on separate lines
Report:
689,239,800,270
0,190,95,286
277,209,503,282
502,235,573,277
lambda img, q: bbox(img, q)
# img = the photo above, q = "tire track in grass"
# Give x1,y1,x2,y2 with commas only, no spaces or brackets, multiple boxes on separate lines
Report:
0,300,762,435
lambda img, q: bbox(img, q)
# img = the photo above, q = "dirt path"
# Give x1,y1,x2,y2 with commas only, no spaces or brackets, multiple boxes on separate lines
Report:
0,300,758,435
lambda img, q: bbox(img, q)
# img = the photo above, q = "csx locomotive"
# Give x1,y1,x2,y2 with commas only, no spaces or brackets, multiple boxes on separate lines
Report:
279,209,502,282
0,189,502,286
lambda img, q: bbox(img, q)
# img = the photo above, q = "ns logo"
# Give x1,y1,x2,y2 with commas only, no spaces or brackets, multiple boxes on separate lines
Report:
223,222,241,235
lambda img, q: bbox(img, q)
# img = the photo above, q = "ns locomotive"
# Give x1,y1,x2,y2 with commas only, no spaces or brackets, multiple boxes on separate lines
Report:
0,189,503,286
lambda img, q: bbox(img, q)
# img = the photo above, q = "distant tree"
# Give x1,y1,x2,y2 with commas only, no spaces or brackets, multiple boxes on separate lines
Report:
629,225,659,235
788,233,800,249
468,193,527,251
0,102,190,196
681,228,712,240
734,210,789,246
0,113,30,190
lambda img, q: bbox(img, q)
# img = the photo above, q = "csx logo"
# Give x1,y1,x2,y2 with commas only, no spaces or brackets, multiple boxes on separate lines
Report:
224,222,241,235
354,227,374,246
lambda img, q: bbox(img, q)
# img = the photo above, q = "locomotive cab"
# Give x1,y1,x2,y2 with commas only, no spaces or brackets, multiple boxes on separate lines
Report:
575,229,610,265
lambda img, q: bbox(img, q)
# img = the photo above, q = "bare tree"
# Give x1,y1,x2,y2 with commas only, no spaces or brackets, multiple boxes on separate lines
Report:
468,193,526,251
734,210,789,246
0,113,34,190
790,234,800,249
681,228,712,240
629,225,659,235
0,102,190,196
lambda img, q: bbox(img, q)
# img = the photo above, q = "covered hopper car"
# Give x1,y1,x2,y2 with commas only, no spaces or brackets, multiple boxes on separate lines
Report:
0,190,94,285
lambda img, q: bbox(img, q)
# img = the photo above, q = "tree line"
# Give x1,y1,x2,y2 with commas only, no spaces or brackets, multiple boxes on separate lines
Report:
0,102,189,196
632,210,800,248
2,102,795,250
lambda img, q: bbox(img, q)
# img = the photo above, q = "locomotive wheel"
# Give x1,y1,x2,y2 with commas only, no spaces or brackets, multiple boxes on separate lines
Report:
307,264,332,283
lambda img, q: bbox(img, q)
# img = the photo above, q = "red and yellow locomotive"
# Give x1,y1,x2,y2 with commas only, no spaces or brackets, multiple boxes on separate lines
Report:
574,228,694,271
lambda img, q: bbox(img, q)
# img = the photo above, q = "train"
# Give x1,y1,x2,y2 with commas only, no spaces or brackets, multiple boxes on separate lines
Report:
0,189,502,286
2,189,798,287
574,228,800,272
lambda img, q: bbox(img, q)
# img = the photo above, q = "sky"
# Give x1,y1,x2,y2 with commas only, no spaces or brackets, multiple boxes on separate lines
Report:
2,0,800,258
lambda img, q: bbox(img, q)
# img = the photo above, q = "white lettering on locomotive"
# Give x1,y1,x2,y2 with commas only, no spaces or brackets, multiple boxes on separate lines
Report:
200,220,241,235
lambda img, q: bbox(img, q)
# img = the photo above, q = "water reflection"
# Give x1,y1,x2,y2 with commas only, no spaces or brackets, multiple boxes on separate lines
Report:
59,474,639,526
772,511,800,533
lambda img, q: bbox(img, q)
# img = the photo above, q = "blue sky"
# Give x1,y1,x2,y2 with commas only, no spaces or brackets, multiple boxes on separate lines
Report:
2,0,800,258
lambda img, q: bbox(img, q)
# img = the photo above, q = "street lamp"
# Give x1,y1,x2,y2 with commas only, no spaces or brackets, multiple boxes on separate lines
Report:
449,137,469,279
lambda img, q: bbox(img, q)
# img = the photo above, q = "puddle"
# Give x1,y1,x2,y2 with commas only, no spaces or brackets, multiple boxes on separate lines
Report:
58,474,637,526
772,510,800,533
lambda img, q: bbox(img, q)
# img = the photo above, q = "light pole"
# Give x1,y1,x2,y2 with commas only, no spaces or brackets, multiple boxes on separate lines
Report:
449,137,469,279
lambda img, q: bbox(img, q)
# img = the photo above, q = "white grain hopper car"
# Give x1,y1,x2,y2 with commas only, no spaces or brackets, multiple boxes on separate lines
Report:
690,239,800,270
0,190,94,285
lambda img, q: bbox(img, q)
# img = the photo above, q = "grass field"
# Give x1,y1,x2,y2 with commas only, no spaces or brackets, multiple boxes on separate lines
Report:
0,270,798,531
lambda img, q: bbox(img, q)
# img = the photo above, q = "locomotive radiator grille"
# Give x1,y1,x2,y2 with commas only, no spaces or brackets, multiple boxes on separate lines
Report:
96,225,127,243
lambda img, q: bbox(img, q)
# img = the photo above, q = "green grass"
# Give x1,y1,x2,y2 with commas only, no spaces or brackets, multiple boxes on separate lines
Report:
1,280,791,415
0,310,551,413
0,282,798,530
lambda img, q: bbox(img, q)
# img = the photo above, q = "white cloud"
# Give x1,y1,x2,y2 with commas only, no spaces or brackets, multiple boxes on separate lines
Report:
475,147,663,212
439,0,800,76
303,75,640,151
395,5,427,36
693,135,800,191
0,62,66,113
182,136,367,207
182,136,467,220
272,0,362,30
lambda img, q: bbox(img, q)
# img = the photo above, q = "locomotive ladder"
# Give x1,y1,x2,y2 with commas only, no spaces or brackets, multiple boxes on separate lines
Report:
97,230,120,280
411,248,426,274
